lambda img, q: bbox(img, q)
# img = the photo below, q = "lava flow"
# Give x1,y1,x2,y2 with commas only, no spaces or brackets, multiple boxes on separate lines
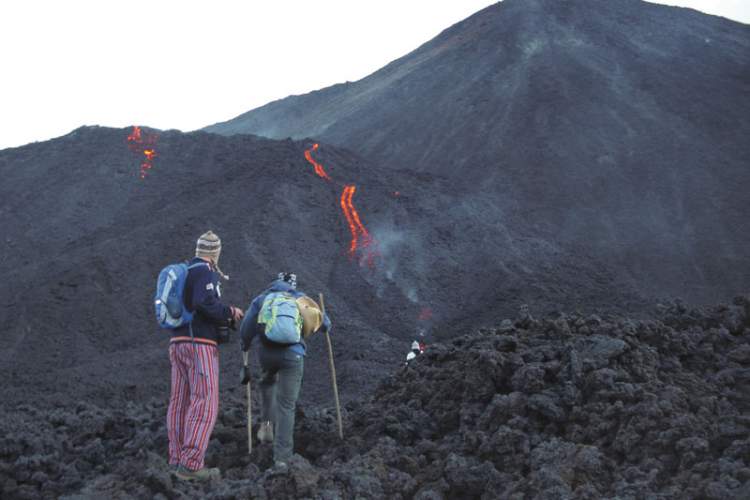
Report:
302,143,377,264
340,185,367,255
304,143,332,181
126,126,158,179
340,185,379,266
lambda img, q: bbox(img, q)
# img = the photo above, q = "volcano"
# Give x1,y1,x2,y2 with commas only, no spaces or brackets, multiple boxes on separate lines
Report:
1,0,749,498
206,0,750,304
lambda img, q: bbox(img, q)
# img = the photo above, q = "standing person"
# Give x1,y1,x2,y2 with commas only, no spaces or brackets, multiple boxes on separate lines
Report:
239,272,331,470
167,231,244,481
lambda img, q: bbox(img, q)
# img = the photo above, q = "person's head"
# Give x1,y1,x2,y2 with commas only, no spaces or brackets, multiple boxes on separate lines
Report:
277,272,297,289
196,230,221,265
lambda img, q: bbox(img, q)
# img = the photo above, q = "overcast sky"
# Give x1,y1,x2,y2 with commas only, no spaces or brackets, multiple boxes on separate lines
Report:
0,0,747,150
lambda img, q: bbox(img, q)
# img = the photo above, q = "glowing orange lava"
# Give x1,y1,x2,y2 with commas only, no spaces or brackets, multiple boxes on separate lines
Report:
304,143,332,181
340,184,379,266
301,143,377,264
127,126,142,144
126,126,158,179
340,185,361,254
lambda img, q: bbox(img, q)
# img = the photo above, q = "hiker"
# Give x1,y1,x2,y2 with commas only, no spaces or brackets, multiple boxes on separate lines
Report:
406,340,421,364
239,272,331,470
167,231,244,481
514,303,537,329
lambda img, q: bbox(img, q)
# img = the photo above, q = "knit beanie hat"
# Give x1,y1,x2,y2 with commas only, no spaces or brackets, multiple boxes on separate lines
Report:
196,231,221,260
196,231,229,280
278,272,297,289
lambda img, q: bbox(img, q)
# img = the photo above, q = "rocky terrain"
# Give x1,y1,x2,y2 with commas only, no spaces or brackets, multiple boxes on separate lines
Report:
1,297,748,499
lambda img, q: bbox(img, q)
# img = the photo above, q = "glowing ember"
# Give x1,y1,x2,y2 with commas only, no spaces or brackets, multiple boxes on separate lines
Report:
418,307,433,321
304,143,332,181
126,126,158,179
127,126,142,144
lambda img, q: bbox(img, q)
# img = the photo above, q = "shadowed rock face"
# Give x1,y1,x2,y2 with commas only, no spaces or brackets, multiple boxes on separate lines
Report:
1,298,747,498
206,0,750,303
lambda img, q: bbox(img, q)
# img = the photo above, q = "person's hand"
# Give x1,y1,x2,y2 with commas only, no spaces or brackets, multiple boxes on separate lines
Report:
230,306,244,323
240,365,251,385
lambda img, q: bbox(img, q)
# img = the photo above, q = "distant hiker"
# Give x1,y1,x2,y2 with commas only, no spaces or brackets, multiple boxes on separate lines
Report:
166,231,244,481
239,272,331,470
514,303,537,329
406,340,422,364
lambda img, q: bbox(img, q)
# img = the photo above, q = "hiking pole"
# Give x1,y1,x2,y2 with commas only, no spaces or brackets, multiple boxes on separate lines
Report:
319,293,343,440
242,351,252,454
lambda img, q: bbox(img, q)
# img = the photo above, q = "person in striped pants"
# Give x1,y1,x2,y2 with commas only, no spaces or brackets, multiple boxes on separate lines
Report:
167,231,244,481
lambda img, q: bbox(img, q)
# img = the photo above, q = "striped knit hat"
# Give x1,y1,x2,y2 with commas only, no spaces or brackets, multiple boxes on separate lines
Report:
196,231,229,280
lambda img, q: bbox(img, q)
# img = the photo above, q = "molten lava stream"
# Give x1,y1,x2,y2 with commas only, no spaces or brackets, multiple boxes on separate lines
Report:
340,185,360,255
303,143,377,265
126,126,158,179
340,185,378,266
304,143,332,181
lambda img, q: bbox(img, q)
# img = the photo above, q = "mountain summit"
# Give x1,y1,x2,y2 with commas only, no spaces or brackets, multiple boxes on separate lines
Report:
206,0,750,303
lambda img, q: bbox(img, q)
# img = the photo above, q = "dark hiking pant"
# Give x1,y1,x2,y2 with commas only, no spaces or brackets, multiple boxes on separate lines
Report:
258,345,304,462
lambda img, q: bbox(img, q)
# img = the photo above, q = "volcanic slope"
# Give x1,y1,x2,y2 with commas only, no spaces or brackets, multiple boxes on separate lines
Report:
0,126,642,407
206,0,750,304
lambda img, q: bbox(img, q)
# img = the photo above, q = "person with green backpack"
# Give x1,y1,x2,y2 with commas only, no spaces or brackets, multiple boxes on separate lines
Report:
239,272,331,470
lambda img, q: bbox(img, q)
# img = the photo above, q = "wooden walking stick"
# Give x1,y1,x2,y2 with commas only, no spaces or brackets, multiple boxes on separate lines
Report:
242,351,252,454
319,293,343,440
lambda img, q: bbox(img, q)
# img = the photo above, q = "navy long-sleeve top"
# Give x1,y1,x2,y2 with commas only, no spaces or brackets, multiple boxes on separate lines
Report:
171,257,232,346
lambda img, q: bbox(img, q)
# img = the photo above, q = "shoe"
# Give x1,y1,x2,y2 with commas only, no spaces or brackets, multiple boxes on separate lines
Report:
174,464,221,481
257,421,274,443
269,461,288,474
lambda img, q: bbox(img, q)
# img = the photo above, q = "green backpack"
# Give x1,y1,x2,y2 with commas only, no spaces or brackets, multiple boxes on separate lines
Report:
258,292,303,344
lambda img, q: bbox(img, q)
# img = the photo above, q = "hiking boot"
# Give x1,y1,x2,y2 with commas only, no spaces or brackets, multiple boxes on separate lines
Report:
257,420,274,443
268,461,288,475
174,464,221,481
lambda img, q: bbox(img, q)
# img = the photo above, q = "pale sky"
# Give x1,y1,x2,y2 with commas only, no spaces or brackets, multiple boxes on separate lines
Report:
0,1,747,150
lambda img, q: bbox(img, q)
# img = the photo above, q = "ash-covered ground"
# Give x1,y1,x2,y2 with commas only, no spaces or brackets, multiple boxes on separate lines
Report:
1,297,748,499
0,125,650,410
208,0,750,305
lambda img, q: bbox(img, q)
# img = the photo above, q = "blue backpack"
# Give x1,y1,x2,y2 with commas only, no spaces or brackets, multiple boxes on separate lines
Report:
154,261,207,329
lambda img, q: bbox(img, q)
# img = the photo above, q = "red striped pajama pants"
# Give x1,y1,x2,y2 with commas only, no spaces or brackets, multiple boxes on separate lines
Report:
167,341,219,471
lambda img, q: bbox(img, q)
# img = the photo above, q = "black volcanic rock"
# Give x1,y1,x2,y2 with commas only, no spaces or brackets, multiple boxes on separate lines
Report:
206,0,750,303
1,298,747,498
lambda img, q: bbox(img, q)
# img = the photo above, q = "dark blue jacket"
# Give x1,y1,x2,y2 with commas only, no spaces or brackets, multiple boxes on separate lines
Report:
171,257,232,346
239,280,331,356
